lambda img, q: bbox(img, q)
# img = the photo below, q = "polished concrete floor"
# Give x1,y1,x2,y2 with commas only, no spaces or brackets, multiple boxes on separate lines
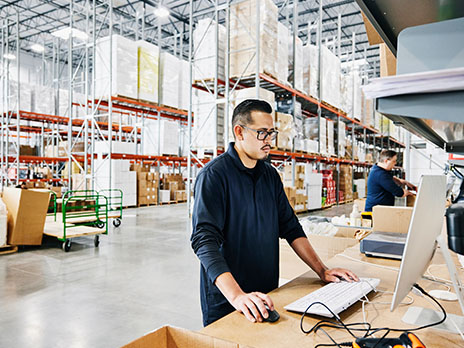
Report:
0,202,353,348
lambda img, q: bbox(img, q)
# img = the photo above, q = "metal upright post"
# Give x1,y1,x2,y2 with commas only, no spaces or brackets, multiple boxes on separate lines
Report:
224,2,230,148
255,0,260,97
109,1,113,192
68,3,74,190
337,13,341,58
317,0,322,164
90,0,96,190
15,14,20,186
187,0,193,214
0,21,4,189
84,1,90,190
405,131,411,181
291,0,298,187
214,0,219,157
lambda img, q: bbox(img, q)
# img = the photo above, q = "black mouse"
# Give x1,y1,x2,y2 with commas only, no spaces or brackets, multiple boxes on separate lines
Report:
256,304,280,323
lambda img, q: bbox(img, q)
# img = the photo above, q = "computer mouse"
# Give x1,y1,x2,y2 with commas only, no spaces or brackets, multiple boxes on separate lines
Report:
256,304,280,323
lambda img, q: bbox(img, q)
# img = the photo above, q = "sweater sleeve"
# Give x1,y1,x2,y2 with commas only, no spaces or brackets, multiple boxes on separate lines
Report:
274,171,306,243
379,171,404,197
190,169,230,284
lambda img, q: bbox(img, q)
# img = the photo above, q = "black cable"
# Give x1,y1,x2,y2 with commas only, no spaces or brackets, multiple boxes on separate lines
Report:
300,283,447,346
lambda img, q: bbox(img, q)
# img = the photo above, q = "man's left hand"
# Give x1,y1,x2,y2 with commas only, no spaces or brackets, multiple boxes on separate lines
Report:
320,268,359,283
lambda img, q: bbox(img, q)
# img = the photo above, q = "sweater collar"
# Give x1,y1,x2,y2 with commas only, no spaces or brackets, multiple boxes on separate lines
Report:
226,142,265,174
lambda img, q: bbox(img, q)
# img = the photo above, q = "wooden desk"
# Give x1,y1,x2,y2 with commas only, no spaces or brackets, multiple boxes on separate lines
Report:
201,245,463,347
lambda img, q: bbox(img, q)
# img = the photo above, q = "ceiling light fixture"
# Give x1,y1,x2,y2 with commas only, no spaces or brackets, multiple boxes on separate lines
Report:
52,27,88,41
3,53,16,60
30,44,45,53
154,6,169,18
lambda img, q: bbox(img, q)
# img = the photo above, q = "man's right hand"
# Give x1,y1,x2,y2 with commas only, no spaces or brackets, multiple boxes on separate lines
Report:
230,292,274,323
403,188,415,197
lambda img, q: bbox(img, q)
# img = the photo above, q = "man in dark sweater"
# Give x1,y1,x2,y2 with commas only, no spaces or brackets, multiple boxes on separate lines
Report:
365,150,417,212
191,99,358,327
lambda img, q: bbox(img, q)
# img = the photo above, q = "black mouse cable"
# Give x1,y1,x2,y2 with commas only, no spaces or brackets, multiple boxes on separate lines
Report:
301,284,447,348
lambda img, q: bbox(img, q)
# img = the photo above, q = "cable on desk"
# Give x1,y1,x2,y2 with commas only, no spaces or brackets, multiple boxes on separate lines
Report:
300,284,447,347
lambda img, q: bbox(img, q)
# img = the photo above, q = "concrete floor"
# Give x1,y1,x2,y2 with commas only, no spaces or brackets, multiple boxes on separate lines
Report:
0,202,353,348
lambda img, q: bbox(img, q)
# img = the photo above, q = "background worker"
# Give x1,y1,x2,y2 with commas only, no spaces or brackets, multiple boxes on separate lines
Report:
365,149,417,212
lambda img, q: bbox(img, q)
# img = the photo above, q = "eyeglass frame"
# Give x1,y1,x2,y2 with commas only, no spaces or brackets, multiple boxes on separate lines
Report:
240,125,278,141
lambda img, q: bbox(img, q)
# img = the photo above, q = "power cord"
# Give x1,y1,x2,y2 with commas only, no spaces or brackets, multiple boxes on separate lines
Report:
300,284,447,347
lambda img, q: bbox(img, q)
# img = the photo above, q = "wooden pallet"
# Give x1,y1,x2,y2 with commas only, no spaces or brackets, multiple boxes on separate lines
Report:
0,245,18,255
321,100,339,112
176,200,187,203
158,200,177,205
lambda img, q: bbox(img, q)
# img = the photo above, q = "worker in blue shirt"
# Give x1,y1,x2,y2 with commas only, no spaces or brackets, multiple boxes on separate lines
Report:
191,99,358,327
365,150,417,212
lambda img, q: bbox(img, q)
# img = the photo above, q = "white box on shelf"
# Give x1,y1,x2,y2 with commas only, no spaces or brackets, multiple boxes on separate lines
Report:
160,52,180,109
95,34,138,100
136,40,159,103
143,119,180,155
321,46,341,109
159,189,170,203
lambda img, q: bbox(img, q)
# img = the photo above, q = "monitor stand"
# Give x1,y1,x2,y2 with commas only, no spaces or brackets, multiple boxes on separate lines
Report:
402,235,464,334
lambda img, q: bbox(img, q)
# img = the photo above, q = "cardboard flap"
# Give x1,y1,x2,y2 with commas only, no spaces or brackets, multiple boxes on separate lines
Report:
373,206,413,234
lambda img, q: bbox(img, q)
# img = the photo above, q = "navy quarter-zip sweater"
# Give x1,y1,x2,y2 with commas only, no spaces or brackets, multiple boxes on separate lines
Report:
365,164,404,212
191,143,306,326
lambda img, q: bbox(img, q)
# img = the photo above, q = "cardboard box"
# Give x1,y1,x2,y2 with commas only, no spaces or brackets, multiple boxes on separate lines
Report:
122,325,249,348
2,188,50,245
354,198,366,212
407,195,416,207
372,206,413,234
379,43,396,77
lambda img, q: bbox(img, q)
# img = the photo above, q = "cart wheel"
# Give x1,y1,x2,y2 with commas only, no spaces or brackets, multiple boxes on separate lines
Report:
62,239,72,252
113,218,121,227
94,235,100,247
96,221,105,229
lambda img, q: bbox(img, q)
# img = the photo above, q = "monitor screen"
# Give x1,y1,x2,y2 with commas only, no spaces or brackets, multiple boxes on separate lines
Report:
391,175,447,311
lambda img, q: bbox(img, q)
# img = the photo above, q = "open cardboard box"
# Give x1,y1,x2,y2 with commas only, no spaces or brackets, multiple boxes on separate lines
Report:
280,226,369,281
2,187,50,245
122,325,252,348
372,206,413,234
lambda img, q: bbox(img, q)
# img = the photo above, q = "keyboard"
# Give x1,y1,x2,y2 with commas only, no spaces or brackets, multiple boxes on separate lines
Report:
284,278,380,317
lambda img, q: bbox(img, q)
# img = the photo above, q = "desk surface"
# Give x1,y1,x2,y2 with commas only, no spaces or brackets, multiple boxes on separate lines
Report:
201,245,463,347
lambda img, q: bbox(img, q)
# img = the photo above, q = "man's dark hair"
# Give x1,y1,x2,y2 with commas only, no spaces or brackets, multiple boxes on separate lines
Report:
379,149,397,162
231,99,273,132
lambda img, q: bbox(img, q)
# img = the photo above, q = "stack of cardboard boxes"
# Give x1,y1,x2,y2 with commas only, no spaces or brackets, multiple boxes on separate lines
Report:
337,164,353,202
283,165,308,213
162,174,186,203
135,170,160,206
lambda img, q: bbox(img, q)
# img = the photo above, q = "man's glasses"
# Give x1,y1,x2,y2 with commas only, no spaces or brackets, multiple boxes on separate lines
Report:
241,125,278,141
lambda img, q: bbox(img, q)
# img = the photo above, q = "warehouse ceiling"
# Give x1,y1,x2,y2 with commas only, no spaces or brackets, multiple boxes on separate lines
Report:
0,0,380,78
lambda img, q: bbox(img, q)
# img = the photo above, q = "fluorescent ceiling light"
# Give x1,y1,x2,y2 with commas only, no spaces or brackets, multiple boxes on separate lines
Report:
3,53,16,60
52,27,88,41
30,44,45,53
154,6,169,18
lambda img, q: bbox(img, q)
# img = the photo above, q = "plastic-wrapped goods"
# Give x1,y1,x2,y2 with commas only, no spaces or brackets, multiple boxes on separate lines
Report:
94,141,136,155
178,59,190,111
0,81,33,112
277,23,289,84
94,159,137,206
319,117,327,155
352,70,362,119
327,119,335,156
143,119,180,155
320,46,341,109
159,52,180,109
354,179,366,199
340,73,352,116
0,199,7,247
361,90,374,127
275,112,294,150
193,18,226,81
95,34,138,100
338,120,346,157
230,0,278,78
33,85,54,115
302,44,319,98
192,89,225,149
234,87,275,110
288,36,303,91
136,40,159,103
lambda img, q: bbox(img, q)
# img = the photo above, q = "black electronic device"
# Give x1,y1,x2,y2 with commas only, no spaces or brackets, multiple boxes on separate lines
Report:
255,305,280,323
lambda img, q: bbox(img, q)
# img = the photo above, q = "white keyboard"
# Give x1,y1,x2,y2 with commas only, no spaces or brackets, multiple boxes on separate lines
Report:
284,278,380,317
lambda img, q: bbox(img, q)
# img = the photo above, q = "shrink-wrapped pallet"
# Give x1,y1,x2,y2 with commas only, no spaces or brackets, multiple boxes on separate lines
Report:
192,89,225,149
277,23,289,84
143,119,180,155
230,0,278,78
289,36,303,91
160,52,180,108
33,85,54,115
179,59,190,111
303,44,319,98
320,46,340,109
95,34,138,100
0,81,33,112
193,18,226,81
136,40,159,103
